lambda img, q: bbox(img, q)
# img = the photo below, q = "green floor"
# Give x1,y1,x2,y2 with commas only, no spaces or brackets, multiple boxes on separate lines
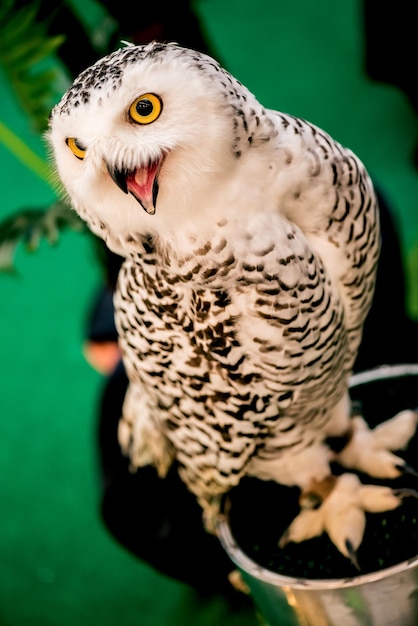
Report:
1,1,417,625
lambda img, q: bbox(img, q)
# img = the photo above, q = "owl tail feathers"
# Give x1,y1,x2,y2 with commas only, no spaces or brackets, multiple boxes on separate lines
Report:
118,415,174,477
200,494,223,535
118,381,176,475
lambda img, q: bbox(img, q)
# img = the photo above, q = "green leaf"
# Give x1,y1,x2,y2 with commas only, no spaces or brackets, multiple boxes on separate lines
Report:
0,3,38,41
0,118,52,185
0,202,88,273
0,0,14,21
5,34,65,69
0,1,67,133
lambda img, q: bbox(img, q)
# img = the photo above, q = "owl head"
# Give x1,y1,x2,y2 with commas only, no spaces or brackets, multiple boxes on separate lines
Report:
48,42,272,254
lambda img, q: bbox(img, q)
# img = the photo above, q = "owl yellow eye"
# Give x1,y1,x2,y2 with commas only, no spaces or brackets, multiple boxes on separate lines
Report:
129,93,162,124
66,137,86,160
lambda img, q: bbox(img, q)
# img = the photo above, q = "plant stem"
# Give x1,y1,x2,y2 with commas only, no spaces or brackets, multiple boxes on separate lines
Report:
0,118,53,188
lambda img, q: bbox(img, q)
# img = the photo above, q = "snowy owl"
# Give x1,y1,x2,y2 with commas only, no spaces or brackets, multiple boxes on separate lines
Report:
48,41,417,566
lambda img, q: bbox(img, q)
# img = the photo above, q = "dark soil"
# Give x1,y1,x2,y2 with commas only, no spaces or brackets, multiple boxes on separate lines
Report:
227,371,418,580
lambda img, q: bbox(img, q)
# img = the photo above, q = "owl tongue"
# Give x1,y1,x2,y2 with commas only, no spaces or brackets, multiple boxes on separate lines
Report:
126,162,159,215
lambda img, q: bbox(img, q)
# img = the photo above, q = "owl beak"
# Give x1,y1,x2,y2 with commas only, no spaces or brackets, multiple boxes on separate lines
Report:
107,162,160,215
107,165,129,194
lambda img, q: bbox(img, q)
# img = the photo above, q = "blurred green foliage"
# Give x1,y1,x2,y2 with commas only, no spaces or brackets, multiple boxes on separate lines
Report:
0,0,65,132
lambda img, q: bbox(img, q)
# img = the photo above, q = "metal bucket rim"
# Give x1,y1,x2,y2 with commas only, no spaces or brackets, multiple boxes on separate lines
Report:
218,363,418,591
349,362,418,387
218,514,418,590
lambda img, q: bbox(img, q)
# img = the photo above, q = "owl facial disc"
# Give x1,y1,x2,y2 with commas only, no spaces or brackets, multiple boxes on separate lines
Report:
107,157,164,215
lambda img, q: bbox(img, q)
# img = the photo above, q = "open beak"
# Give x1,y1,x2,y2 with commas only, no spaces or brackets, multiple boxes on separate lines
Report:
107,157,163,215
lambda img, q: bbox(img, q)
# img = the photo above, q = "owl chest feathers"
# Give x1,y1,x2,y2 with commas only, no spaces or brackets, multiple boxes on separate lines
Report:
115,212,348,421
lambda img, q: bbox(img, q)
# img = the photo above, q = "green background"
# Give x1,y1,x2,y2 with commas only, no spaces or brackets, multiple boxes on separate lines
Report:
0,1,417,624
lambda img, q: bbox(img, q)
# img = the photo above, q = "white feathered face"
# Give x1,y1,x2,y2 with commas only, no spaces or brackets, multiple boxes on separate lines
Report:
48,42,264,253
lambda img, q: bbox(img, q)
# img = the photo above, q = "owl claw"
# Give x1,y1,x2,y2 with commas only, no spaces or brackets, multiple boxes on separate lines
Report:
279,473,414,565
334,410,418,479
278,527,292,550
392,487,418,499
279,474,366,562
395,462,418,479
345,539,360,571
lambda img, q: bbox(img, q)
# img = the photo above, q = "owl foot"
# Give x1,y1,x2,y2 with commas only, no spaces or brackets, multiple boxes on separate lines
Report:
333,410,418,478
228,570,251,594
279,473,418,568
